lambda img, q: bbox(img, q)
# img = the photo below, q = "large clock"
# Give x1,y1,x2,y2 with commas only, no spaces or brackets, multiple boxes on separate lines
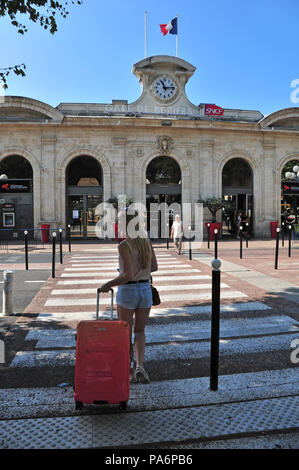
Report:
151,76,178,103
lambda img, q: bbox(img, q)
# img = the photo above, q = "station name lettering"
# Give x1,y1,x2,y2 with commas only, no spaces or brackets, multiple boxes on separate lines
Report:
104,104,195,116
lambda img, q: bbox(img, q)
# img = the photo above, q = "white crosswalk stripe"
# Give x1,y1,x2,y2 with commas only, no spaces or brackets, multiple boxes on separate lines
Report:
50,284,231,296
24,315,299,349
10,332,299,368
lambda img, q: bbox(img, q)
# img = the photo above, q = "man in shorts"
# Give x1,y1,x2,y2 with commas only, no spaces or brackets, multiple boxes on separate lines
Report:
171,214,183,254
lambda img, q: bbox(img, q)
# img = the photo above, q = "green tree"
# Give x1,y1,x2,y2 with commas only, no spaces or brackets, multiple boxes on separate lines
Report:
0,0,82,89
198,197,231,223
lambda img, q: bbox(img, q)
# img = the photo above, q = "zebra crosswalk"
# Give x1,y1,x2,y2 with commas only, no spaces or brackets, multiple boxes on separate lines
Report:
2,246,299,448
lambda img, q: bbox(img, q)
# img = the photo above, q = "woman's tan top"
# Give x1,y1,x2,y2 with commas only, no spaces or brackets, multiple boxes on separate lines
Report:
118,238,152,281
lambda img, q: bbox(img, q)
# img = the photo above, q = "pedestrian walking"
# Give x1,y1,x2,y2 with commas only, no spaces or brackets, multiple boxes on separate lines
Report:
171,214,183,254
99,209,158,384
236,210,242,238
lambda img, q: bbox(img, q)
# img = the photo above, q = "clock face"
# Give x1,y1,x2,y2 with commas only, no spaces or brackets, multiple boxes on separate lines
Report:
152,76,178,102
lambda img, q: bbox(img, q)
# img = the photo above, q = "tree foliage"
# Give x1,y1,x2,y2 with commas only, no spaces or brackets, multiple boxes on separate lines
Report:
198,197,231,222
0,0,82,88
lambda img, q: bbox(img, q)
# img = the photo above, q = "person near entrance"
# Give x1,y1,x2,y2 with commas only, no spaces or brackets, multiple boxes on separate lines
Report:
99,209,158,384
171,214,183,254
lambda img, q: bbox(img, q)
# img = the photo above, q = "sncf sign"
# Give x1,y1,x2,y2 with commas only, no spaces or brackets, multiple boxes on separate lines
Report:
204,104,224,116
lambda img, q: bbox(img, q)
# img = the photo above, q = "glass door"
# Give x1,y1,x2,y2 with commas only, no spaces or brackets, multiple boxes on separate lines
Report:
67,195,102,239
85,195,102,238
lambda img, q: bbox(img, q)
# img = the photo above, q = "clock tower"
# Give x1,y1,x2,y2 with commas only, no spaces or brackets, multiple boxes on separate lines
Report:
130,55,200,117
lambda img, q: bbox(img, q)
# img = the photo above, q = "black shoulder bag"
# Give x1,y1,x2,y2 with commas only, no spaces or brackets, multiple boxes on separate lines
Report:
150,275,161,306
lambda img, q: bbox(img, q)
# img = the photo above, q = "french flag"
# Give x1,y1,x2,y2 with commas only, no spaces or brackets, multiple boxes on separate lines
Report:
160,17,178,36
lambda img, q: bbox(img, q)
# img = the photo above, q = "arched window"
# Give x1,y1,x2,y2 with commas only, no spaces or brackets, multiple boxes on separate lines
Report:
222,158,252,189
66,155,102,186
146,156,181,185
0,155,33,179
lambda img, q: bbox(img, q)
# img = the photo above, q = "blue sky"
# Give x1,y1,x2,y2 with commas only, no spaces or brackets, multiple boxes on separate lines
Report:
1,0,299,116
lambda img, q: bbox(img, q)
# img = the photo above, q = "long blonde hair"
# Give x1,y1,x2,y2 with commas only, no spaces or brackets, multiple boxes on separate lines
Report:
123,210,151,269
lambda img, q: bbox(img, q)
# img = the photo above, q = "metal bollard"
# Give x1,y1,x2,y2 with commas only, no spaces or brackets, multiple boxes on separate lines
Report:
240,227,243,259
275,227,280,270
281,222,285,247
214,229,218,259
210,259,221,391
68,225,71,252
59,229,63,264
245,223,249,248
207,223,210,249
52,232,56,278
2,270,14,315
188,226,192,260
24,230,29,270
166,223,169,250
288,225,292,258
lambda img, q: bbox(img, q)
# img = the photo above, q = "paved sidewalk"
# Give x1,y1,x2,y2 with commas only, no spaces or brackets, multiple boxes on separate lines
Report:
0,240,298,449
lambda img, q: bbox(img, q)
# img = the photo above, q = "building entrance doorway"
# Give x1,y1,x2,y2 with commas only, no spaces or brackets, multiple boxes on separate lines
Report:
67,193,102,239
146,156,182,239
222,158,253,237
66,156,103,239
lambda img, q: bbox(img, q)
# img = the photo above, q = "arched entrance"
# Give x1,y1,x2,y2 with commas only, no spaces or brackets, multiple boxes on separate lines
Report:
66,155,103,239
146,156,182,238
222,158,253,236
0,155,33,239
281,159,299,226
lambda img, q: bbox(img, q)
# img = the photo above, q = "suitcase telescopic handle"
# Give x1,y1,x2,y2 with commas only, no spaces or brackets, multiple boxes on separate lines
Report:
96,288,114,320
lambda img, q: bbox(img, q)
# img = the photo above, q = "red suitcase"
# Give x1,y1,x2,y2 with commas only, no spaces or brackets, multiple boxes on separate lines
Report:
74,288,130,410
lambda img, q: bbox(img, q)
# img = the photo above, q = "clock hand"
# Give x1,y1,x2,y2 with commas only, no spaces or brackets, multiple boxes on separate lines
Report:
160,79,167,90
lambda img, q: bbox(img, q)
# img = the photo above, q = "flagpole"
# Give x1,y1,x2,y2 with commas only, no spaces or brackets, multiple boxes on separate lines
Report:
176,14,178,57
145,11,147,58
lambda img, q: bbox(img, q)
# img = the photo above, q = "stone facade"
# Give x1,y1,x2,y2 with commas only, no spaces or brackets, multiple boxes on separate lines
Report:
0,55,299,237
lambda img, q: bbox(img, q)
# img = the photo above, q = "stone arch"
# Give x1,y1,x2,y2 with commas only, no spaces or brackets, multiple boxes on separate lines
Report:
0,147,41,227
215,150,258,198
58,147,112,202
136,150,191,204
260,108,299,129
1,96,63,122
277,152,299,175
215,150,258,233
277,152,299,222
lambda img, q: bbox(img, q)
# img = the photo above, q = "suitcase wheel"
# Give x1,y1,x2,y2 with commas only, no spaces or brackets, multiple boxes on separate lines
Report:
75,401,84,410
119,401,127,411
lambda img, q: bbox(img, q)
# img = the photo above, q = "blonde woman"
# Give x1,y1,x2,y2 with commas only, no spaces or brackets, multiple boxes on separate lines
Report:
99,210,158,384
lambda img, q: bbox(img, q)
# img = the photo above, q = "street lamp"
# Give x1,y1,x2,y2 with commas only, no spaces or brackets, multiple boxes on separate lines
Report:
285,165,299,181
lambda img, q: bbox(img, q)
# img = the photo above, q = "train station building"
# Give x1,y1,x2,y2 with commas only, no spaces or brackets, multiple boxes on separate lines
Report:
0,55,299,239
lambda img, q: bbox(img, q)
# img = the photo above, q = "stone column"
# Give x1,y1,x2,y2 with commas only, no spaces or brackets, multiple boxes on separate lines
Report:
199,139,215,198
261,139,277,236
40,135,57,224
111,137,127,198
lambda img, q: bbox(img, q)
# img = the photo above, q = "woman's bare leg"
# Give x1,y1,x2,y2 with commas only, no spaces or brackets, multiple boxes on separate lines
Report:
134,307,151,367
117,304,135,366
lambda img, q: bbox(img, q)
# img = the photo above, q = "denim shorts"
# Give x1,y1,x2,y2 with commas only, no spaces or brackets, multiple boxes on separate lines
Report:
116,282,152,309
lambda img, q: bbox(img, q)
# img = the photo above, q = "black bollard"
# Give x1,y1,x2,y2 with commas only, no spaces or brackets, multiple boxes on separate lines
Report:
210,258,221,391
275,227,280,270
68,224,71,252
214,229,218,259
245,223,249,248
207,224,210,249
281,222,285,247
288,225,292,258
240,227,243,259
59,229,63,264
52,232,56,278
166,223,169,250
188,227,192,260
24,230,29,270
